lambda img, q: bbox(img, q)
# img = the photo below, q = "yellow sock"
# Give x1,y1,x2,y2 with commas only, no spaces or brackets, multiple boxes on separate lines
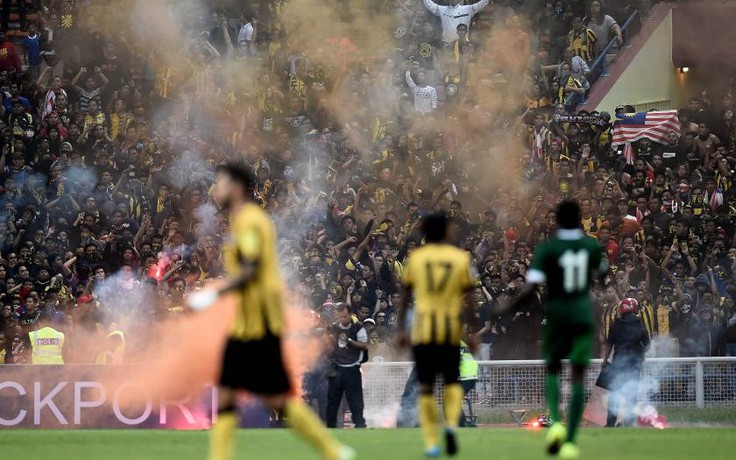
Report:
443,383,464,430
285,399,341,460
208,411,237,460
418,394,440,450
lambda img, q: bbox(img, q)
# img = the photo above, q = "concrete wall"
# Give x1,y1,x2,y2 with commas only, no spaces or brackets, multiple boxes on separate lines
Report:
594,10,677,114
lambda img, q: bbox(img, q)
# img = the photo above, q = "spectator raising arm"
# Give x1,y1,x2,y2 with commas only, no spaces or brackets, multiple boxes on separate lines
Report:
422,0,490,43
405,70,437,114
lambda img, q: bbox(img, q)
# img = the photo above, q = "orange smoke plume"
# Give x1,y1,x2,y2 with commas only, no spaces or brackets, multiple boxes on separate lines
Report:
103,287,321,410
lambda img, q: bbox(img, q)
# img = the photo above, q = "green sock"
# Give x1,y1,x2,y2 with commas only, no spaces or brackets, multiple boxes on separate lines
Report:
546,374,560,422
567,381,585,443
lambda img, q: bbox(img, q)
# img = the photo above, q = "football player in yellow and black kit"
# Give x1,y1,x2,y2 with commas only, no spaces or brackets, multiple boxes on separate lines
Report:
187,163,355,460
397,212,477,458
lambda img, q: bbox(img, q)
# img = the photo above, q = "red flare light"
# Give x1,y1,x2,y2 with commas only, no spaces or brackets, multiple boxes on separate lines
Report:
147,252,171,282
637,412,668,429
148,264,164,282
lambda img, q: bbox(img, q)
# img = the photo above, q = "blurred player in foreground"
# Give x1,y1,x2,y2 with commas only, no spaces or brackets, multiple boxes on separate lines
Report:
509,201,607,459
397,212,477,457
188,163,355,460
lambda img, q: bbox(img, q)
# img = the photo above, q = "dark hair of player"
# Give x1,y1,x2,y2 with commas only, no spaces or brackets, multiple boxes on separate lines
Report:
556,201,582,230
216,162,256,192
422,212,449,242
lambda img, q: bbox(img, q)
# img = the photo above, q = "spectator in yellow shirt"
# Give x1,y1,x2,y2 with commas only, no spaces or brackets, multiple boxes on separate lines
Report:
84,99,106,127
567,16,597,63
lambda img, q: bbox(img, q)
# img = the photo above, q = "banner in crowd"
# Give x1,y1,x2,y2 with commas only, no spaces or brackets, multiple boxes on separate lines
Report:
0,365,216,429
611,110,680,146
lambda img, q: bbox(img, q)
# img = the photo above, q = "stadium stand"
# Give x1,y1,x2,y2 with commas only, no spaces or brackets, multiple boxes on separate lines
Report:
0,0,733,379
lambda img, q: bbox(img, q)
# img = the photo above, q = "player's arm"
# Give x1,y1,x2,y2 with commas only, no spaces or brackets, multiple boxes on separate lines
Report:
219,261,259,294
187,261,259,311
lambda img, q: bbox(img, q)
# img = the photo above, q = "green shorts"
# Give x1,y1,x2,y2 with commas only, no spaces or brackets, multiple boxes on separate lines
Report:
542,321,594,370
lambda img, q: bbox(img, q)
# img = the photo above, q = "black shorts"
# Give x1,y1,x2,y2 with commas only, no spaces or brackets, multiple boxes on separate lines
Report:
413,344,460,386
219,334,292,395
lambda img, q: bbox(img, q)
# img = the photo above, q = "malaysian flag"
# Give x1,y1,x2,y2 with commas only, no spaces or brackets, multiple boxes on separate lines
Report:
611,110,681,146
611,109,680,165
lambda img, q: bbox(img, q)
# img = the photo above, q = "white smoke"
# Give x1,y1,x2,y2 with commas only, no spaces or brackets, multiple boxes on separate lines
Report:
604,338,680,428
193,202,219,238
365,402,401,429
165,149,214,191
92,268,158,334
63,165,98,197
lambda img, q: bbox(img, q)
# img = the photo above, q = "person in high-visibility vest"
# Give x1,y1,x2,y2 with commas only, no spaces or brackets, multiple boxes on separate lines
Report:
459,341,478,427
0,331,7,364
28,313,65,365
95,327,126,364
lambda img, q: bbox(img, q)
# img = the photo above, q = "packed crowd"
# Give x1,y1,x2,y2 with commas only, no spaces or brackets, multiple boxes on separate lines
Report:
0,0,734,367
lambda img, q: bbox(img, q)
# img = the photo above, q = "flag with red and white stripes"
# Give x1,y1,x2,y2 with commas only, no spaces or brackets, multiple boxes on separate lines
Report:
623,142,635,165
611,110,681,146
709,188,724,210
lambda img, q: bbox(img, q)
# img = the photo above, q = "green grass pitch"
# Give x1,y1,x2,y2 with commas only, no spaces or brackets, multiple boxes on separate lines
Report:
2,428,736,460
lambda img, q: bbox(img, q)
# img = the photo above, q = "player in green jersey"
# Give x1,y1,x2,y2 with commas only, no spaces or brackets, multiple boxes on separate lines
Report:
509,201,608,459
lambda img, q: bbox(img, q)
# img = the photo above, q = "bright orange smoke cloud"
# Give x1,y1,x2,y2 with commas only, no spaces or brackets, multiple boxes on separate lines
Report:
103,287,322,410
102,293,234,409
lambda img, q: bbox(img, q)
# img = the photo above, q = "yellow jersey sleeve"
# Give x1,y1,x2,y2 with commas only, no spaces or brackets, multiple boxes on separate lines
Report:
233,204,271,263
228,203,285,341
238,226,263,262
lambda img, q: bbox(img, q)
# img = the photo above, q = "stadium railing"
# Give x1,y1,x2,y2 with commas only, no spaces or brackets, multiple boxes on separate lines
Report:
361,357,736,424
1,358,733,428
588,9,641,79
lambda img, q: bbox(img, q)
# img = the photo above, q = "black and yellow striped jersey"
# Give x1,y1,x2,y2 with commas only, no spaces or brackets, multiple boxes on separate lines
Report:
403,244,476,346
224,203,285,340
568,27,598,62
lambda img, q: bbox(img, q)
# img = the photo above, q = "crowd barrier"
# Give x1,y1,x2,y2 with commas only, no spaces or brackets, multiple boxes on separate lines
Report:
2,358,735,429
361,358,736,426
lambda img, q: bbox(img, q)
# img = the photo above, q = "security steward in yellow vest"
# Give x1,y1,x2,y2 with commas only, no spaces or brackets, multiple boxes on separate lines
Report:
29,313,65,365
459,341,479,427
